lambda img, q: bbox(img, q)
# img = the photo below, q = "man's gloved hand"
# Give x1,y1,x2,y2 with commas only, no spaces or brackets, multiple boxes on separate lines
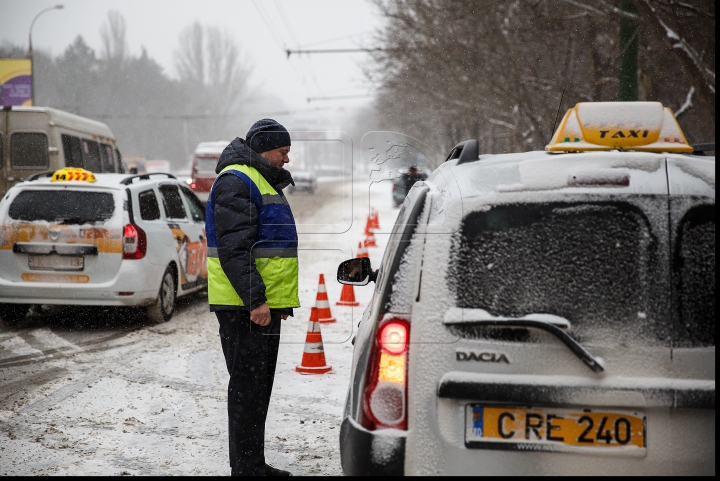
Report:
250,303,271,326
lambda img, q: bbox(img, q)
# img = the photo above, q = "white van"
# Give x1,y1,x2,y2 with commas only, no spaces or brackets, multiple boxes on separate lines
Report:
1,106,123,198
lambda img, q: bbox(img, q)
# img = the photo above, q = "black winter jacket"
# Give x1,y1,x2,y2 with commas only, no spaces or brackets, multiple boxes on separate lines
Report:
211,138,295,314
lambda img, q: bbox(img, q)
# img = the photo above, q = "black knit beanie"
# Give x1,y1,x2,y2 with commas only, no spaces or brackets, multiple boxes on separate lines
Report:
246,118,291,154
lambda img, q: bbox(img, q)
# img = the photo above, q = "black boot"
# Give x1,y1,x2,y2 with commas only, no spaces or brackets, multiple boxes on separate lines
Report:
264,464,292,476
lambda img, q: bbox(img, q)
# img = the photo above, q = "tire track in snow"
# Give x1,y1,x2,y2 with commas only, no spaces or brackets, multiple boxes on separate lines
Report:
20,372,103,414
0,366,68,404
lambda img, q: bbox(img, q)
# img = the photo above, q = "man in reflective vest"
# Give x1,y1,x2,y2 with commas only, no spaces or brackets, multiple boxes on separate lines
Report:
205,119,298,476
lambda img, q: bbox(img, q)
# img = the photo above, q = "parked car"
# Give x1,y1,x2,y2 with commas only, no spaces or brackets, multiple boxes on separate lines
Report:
287,170,317,194
0,168,208,326
189,141,229,203
336,102,715,475
1,106,123,199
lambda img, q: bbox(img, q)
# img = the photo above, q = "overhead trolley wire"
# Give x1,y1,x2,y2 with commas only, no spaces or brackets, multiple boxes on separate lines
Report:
249,0,312,97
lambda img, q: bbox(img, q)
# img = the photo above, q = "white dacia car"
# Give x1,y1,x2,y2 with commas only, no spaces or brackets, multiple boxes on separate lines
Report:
337,102,715,475
0,169,208,326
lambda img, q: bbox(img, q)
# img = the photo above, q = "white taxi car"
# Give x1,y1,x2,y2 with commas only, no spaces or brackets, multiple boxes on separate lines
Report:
337,102,715,475
0,169,208,325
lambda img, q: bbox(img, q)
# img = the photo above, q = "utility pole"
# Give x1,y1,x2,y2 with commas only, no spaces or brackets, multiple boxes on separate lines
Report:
618,0,639,101
28,4,64,105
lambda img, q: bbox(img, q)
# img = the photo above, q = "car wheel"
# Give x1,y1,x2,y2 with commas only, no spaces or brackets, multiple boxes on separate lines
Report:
146,267,176,322
0,303,31,328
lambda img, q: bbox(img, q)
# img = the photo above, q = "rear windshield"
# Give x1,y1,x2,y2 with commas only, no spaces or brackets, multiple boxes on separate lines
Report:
9,190,115,224
450,201,668,345
194,156,218,174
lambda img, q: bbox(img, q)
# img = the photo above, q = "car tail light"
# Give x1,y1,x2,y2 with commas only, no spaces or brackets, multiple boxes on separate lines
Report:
190,181,197,189
362,318,410,430
123,223,147,259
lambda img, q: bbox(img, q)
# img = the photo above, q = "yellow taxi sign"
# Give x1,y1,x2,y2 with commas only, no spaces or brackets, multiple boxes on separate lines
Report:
50,167,97,183
546,101,693,153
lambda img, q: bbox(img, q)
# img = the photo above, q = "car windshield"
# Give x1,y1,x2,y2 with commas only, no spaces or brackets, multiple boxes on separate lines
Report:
450,201,672,346
194,156,218,174
9,190,115,224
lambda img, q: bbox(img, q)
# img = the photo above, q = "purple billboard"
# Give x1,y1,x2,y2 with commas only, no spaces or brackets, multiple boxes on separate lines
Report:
0,59,33,107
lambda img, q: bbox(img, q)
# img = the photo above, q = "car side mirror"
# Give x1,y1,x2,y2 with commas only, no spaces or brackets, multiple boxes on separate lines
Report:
337,257,377,286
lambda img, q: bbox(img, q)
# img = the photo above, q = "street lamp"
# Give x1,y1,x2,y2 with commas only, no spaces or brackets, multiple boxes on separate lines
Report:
28,4,64,105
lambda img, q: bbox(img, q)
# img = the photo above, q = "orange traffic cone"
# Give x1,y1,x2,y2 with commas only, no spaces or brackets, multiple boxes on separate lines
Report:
336,283,360,306
369,209,380,230
315,274,336,323
357,241,369,259
364,230,377,248
365,216,375,235
295,307,332,374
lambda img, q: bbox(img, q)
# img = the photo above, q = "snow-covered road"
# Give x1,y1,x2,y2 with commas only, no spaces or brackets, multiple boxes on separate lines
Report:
0,175,400,475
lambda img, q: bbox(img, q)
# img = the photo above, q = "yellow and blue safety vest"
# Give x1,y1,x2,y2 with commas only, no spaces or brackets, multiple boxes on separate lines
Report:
205,164,299,309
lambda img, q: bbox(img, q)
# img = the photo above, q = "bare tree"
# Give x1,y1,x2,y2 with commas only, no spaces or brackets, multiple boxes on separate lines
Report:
100,10,127,64
175,23,205,85
174,22,252,141
371,0,714,155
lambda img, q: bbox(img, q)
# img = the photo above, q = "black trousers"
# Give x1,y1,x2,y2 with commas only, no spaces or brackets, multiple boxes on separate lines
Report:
216,310,281,476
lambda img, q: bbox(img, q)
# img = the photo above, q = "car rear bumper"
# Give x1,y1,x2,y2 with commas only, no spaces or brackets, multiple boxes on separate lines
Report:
0,287,157,307
0,260,159,307
419,372,716,475
340,416,406,476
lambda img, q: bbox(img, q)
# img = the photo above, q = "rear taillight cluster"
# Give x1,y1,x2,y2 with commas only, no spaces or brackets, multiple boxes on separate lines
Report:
363,318,410,430
123,223,147,259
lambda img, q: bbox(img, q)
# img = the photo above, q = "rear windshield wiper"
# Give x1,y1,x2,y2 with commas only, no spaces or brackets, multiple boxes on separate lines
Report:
443,311,605,373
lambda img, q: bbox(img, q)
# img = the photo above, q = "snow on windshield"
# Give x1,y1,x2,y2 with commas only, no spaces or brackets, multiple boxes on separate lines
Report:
448,200,671,346
9,190,116,224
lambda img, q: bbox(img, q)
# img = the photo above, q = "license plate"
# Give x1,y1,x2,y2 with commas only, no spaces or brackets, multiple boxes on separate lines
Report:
466,405,646,455
28,255,84,271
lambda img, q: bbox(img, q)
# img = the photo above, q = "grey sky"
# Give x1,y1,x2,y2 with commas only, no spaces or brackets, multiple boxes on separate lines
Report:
0,0,382,126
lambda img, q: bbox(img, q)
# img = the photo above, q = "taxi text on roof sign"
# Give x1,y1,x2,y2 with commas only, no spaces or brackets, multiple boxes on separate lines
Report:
546,101,693,153
50,167,97,183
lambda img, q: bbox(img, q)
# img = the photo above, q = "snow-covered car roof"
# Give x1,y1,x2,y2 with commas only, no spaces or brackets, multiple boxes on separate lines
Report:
425,150,715,226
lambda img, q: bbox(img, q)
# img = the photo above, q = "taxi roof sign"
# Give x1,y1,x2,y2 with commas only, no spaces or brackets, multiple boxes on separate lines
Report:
546,101,693,153
50,167,97,183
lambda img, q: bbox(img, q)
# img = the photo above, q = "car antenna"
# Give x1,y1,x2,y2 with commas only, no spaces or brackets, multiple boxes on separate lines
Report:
550,87,565,142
